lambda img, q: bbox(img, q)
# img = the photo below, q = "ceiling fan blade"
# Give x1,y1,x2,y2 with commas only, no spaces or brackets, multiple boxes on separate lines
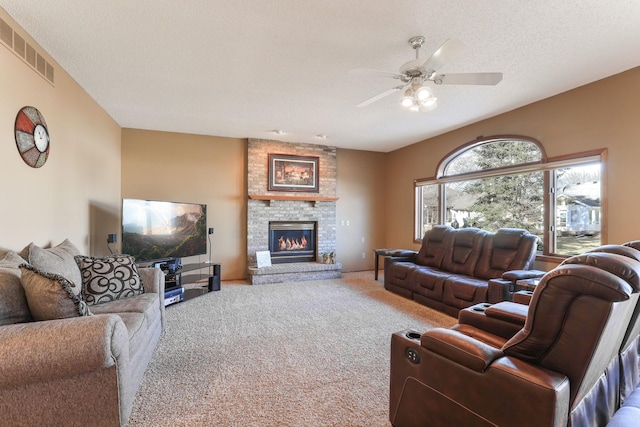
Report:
357,85,404,107
422,39,469,71
435,72,503,85
350,68,404,80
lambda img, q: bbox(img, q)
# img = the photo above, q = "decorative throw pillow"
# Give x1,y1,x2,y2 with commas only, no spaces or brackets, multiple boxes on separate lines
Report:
19,264,91,321
0,251,33,325
27,239,83,296
75,255,145,305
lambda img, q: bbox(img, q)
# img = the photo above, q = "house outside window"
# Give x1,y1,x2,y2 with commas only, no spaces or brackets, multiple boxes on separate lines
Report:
415,136,604,257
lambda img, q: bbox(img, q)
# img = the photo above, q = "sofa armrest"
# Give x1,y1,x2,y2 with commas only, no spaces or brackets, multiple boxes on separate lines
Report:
421,327,504,372
139,266,166,330
139,266,165,294
0,314,129,389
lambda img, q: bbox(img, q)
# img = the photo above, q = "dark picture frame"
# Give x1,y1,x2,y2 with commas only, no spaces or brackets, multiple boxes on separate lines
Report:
268,153,319,192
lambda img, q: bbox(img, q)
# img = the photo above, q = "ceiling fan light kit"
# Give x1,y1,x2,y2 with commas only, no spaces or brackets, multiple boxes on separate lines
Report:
355,36,502,112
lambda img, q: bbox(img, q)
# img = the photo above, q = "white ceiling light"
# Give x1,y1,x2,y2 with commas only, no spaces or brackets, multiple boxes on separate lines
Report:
400,79,438,112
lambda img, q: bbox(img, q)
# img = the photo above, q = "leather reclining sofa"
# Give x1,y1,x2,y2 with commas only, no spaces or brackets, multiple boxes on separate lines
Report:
384,225,540,317
389,242,640,426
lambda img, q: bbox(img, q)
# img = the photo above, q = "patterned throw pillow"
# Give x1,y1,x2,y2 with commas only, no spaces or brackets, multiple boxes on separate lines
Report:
75,255,145,305
19,265,91,320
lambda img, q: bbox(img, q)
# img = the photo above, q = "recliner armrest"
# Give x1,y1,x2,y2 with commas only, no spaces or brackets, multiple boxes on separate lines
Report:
485,301,528,324
502,269,546,281
386,250,418,263
421,328,504,372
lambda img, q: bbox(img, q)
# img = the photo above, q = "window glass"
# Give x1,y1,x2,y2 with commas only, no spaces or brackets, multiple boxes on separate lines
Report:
444,138,542,176
553,164,601,255
415,136,603,257
418,185,439,236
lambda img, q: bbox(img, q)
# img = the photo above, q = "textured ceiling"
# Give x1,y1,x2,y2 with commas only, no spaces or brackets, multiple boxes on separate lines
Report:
2,1,640,152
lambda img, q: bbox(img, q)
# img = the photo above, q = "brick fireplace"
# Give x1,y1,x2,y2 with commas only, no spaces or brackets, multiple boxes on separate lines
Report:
246,139,341,284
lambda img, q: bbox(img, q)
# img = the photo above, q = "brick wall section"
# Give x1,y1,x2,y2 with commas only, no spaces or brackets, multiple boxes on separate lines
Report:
247,139,337,266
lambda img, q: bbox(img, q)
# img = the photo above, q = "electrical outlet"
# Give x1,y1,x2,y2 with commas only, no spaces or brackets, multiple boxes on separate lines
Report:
346,220,350,226
107,233,117,244
361,252,366,259
361,237,365,243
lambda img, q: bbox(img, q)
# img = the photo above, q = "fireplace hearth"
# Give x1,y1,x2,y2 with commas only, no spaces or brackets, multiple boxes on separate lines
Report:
269,221,316,264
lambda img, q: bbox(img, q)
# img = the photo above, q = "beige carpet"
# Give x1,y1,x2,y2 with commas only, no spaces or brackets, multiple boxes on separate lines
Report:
128,271,456,427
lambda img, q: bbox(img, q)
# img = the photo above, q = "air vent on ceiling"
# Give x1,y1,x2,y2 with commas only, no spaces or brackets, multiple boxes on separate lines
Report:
0,16,54,85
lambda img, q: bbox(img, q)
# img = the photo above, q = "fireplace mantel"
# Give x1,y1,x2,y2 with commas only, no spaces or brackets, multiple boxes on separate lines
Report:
249,194,339,203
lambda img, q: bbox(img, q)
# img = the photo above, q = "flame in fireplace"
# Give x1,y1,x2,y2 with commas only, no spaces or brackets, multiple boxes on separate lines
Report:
278,235,308,251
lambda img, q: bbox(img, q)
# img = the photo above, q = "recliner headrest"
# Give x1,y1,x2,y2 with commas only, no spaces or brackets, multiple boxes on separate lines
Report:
494,228,527,249
427,225,452,242
623,240,640,252
561,252,640,292
588,244,640,262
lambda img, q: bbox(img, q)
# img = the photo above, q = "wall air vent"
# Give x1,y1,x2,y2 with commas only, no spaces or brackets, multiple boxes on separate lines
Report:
0,17,11,45
0,16,54,85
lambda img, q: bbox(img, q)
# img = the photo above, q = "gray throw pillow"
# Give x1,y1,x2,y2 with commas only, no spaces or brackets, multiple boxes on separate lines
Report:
75,255,145,306
0,251,33,325
27,239,83,296
19,265,91,320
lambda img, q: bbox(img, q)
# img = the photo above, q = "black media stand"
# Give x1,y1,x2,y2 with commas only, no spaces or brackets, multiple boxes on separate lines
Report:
154,259,221,306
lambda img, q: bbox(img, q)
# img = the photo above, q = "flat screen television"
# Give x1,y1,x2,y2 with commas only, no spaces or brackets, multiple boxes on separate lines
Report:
121,198,207,263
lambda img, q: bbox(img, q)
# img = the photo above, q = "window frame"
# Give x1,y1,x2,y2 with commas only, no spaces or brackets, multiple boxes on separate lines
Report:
413,135,606,259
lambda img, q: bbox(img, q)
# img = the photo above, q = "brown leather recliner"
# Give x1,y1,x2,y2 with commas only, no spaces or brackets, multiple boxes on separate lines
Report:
457,244,640,421
390,257,640,427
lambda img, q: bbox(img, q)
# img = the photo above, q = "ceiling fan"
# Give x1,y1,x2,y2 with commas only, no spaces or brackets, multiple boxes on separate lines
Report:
355,36,503,112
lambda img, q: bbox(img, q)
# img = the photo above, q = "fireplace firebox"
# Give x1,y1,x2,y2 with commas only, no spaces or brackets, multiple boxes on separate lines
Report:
268,221,317,264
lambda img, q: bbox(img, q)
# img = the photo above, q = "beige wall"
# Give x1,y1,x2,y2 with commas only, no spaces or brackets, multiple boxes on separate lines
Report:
120,132,388,278
0,10,121,255
385,67,640,264
336,149,388,271
120,129,246,279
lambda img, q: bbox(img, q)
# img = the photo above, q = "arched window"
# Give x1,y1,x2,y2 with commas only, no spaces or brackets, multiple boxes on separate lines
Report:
415,136,604,257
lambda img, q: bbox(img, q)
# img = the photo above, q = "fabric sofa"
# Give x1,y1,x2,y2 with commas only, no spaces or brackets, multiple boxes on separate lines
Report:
384,225,540,316
0,239,165,426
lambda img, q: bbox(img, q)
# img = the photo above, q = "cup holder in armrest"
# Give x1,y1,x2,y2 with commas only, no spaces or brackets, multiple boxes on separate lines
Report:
405,331,422,340
471,303,492,312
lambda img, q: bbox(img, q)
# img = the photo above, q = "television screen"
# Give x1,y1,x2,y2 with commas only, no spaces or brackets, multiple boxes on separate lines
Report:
122,198,207,263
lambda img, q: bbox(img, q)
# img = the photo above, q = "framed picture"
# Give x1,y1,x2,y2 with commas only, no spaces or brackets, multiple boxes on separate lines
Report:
268,154,319,192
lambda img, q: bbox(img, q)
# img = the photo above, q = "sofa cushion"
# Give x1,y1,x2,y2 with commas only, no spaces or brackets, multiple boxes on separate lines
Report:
0,251,33,325
75,255,145,306
27,239,83,296
107,311,148,359
89,293,159,330
19,265,91,320
443,275,489,308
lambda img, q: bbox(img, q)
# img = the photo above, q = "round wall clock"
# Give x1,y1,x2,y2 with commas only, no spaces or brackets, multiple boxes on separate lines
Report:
15,106,50,168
